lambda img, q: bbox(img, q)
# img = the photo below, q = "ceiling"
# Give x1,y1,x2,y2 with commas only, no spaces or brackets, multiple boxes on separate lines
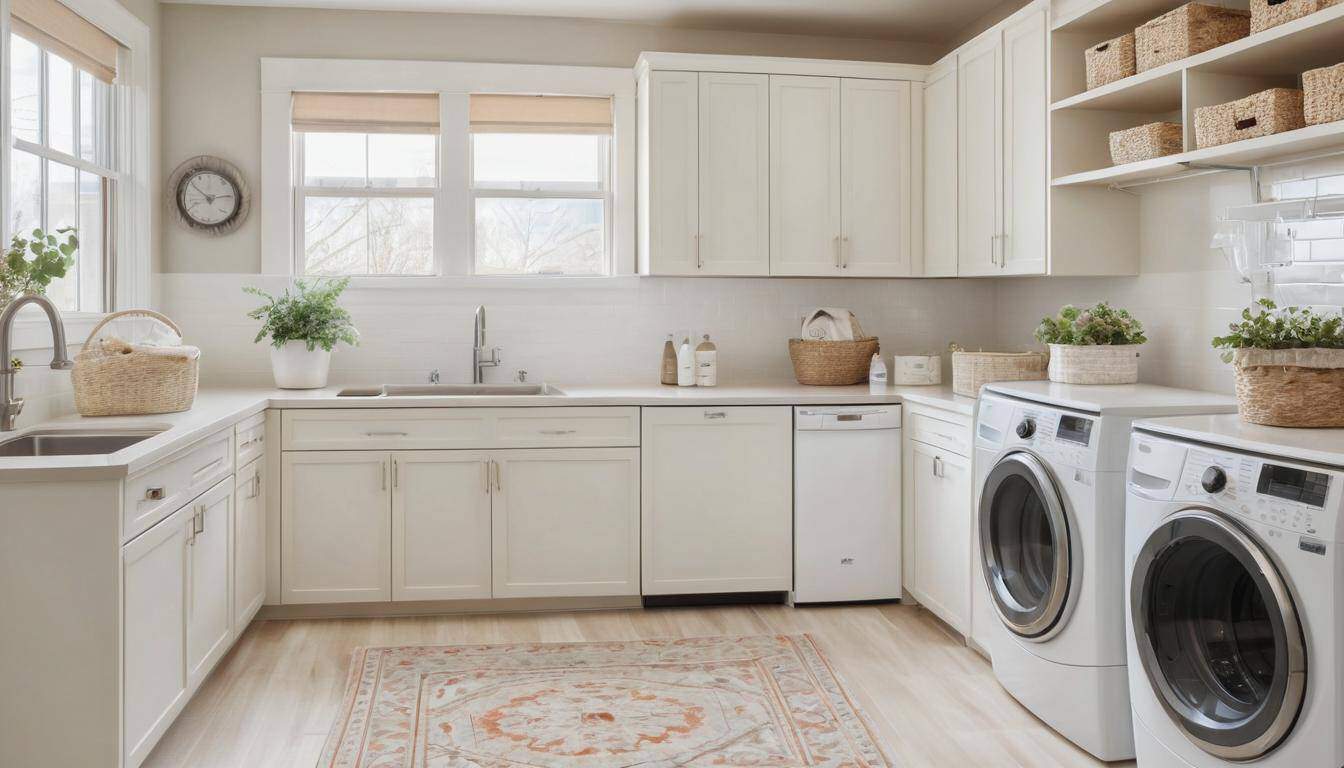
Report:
161,0,1005,43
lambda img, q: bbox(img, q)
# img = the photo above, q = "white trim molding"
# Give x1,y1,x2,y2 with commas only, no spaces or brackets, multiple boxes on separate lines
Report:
634,51,930,82
259,57,637,278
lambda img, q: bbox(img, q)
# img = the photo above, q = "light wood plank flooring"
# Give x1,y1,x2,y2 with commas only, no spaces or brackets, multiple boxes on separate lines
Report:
144,603,1136,767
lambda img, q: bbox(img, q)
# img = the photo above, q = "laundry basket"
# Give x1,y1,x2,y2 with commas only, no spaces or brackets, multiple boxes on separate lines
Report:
788,337,880,385
72,309,200,416
950,347,1048,397
1232,348,1344,427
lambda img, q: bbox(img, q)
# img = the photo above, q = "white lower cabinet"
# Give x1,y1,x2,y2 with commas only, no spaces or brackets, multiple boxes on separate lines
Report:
186,479,234,689
641,406,792,595
908,441,973,634
281,451,391,604
233,459,266,629
392,451,493,601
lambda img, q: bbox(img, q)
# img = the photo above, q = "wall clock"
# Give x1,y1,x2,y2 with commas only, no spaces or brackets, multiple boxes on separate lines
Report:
168,155,250,236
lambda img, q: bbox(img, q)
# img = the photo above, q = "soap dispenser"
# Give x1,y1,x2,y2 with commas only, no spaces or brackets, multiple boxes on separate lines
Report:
660,334,677,385
695,334,718,387
676,336,695,386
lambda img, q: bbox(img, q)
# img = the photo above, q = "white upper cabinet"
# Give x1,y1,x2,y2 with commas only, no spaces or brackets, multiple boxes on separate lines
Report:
957,31,1004,277
769,75,842,276
640,70,700,276
392,451,493,602
923,57,958,278
841,78,912,276
698,72,771,275
1001,6,1048,276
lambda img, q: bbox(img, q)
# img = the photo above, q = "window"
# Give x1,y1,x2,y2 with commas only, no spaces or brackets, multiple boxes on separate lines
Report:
293,92,438,277
7,3,119,313
469,94,612,276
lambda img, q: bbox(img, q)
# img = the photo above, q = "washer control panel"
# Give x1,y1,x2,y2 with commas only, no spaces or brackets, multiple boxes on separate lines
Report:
1179,447,1339,537
977,395,1099,470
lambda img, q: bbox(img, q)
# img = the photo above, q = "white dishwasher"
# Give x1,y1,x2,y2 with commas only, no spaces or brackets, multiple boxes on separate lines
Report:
793,405,902,603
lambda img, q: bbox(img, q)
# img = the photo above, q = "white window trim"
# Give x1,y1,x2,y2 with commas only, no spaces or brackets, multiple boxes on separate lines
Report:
260,57,637,283
0,0,152,350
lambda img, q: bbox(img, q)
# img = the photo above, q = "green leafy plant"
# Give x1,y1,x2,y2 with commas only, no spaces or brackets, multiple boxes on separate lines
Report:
1,227,78,305
1211,299,1344,362
244,278,360,352
1034,302,1147,346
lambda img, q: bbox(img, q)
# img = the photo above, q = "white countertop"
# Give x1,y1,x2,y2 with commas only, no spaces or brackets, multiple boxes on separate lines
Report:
983,380,1237,417
0,381,975,480
1135,414,1344,469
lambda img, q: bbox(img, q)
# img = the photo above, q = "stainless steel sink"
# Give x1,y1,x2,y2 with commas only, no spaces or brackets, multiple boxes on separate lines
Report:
0,429,162,457
336,383,566,398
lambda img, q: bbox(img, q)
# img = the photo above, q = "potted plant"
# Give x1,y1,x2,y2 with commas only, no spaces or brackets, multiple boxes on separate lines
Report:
1034,302,1147,384
1212,299,1344,427
3,227,78,370
245,278,359,389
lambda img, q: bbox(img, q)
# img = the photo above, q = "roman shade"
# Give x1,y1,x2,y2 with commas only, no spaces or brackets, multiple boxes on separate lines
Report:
469,94,612,134
291,92,440,134
10,0,120,83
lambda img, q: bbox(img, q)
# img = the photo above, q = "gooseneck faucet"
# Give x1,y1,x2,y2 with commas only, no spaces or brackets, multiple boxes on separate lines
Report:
0,294,75,431
472,305,501,384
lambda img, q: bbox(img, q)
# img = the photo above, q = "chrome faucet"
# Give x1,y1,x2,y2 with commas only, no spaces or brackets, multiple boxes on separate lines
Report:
0,294,75,431
472,305,500,384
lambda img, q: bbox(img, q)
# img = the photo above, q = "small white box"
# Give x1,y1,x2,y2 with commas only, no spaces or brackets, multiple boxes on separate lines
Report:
892,354,942,385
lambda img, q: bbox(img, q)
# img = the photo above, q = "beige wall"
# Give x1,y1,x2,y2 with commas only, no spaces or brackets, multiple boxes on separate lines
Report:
159,4,942,273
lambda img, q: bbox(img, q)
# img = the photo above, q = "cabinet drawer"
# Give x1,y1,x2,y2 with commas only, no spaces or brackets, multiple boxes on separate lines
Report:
493,408,639,448
282,409,490,450
235,412,267,467
124,428,234,543
909,411,971,457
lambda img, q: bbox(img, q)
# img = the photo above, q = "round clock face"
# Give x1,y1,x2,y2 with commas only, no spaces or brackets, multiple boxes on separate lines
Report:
179,170,239,227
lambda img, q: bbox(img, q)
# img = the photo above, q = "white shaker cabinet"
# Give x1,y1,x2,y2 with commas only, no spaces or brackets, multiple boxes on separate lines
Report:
956,31,1003,277
391,451,493,601
281,451,391,604
840,78,912,276
923,57,958,277
187,479,235,689
640,70,700,275
908,441,973,634
698,72,771,275
769,75,842,276
641,406,792,595
1000,6,1048,276
233,459,266,630
491,448,641,598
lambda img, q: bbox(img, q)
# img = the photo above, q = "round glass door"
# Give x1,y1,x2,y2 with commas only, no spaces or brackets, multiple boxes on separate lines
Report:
1131,510,1306,761
978,451,1072,640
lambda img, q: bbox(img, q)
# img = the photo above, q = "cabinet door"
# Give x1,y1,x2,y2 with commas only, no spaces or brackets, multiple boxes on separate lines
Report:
187,478,234,689
123,505,190,768
698,72,770,275
910,442,972,634
769,75,841,276
1001,7,1048,276
841,78,912,276
234,459,266,631
956,31,1003,277
491,448,640,598
923,59,958,277
392,451,492,601
642,407,792,595
644,70,700,275
281,451,391,604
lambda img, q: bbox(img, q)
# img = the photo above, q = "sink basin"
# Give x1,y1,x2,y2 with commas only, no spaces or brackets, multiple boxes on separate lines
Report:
0,429,162,457
337,383,566,398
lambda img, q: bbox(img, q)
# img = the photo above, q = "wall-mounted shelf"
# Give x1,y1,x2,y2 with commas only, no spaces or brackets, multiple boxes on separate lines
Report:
1052,0,1206,34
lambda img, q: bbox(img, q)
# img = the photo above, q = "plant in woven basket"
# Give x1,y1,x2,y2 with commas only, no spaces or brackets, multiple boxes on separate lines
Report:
1211,299,1344,362
244,278,360,352
1,227,78,308
1034,302,1147,346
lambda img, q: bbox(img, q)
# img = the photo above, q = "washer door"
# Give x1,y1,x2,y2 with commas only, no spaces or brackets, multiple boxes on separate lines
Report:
1131,509,1307,761
979,451,1072,640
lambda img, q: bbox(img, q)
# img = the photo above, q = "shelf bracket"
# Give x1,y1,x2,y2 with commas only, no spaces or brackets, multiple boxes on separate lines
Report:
1180,162,1262,203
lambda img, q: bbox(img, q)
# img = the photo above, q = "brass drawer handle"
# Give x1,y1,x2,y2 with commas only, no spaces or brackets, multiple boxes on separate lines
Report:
145,486,165,501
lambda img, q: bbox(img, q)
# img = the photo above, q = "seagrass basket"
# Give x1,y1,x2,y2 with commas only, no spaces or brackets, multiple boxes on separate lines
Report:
788,337,880,385
1110,122,1184,165
1136,3,1250,72
72,309,200,417
949,347,1048,397
1085,33,1136,89
1233,348,1344,427
1303,63,1344,126
1195,88,1305,148
1250,0,1342,34
1048,344,1142,384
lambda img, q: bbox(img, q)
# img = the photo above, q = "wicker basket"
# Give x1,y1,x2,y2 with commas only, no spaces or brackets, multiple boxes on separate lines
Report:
1232,348,1344,427
1303,62,1344,126
72,309,200,417
1195,88,1305,148
788,337,880,386
1136,3,1250,73
1048,344,1142,384
1085,33,1137,89
1250,0,1342,34
1109,122,1184,165
950,348,1048,397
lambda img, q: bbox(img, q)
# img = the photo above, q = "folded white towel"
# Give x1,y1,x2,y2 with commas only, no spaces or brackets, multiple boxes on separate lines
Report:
800,308,864,341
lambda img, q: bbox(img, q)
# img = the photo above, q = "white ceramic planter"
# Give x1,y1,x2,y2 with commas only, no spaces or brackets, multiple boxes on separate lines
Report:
1047,343,1141,384
270,341,332,389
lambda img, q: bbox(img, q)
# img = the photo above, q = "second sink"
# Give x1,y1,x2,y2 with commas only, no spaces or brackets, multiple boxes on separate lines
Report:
0,429,162,457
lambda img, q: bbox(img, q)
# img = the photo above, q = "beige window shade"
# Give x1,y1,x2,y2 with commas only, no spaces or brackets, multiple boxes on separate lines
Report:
10,0,121,83
291,92,440,134
470,94,612,134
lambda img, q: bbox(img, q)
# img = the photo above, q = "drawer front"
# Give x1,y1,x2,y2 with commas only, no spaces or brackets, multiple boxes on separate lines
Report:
124,428,234,542
282,409,491,450
493,408,639,448
909,411,972,457
235,412,267,467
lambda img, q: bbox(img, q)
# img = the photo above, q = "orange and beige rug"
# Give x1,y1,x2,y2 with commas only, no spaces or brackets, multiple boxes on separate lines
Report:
319,634,893,768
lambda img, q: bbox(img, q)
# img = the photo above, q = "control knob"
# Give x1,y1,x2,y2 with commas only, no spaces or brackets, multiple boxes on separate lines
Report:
1015,419,1036,439
1201,466,1227,494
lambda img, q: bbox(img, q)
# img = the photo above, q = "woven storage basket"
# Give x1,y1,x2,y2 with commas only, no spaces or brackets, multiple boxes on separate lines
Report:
1136,3,1250,73
1085,33,1137,89
1250,0,1342,33
1195,88,1305,148
1047,344,1142,384
1109,122,1184,165
1232,348,1344,427
72,309,200,417
1303,63,1344,126
788,337,880,386
950,349,1048,397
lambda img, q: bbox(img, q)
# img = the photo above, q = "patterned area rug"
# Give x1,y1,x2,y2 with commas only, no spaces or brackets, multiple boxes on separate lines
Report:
319,634,893,768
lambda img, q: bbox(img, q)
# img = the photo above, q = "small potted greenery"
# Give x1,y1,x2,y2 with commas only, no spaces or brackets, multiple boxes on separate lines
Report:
244,278,359,389
1212,299,1344,427
2,228,78,308
1034,302,1147,384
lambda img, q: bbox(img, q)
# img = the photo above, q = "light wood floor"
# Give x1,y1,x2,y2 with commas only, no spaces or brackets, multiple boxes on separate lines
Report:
144,603,1136,768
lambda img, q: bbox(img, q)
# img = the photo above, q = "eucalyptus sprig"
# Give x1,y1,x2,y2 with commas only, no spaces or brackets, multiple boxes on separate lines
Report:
1034,302,1147,346
244,278,360,352
1211,299,1344,362
1,227,78,303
